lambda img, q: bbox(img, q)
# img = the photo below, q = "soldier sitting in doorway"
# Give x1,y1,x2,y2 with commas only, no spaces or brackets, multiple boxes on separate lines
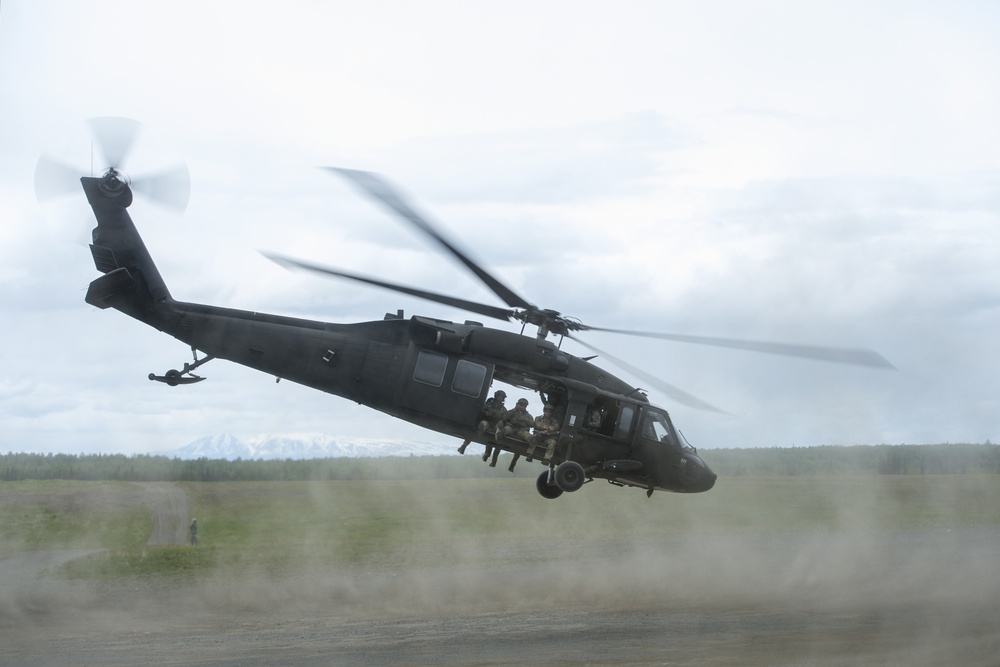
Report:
458,389,508,466
496,397,534,472
531,403,561,463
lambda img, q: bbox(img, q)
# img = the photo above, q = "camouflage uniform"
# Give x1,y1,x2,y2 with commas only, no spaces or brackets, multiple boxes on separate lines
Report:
477,395,507,435
532,405,561,462
499,401,534,441
471,391,507,464
497,399,534,472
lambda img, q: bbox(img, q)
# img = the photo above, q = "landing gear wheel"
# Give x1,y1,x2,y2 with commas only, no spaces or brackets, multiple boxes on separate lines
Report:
164,369,182,387
554,461,586,492
536,471,563,499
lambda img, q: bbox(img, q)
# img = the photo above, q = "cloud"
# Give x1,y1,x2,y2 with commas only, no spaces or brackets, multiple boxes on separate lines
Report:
381,111,685,206
2,1,999,453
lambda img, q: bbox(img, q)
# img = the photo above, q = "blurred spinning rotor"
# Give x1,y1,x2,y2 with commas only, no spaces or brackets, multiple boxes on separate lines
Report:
34,117,190,213
267,168,895,413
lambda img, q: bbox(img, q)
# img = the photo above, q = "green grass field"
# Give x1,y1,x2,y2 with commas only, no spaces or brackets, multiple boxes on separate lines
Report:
3,475,998,580
0,480,151,554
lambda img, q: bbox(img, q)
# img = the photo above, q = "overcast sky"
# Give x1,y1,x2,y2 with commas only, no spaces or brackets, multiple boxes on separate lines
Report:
2,0,998,455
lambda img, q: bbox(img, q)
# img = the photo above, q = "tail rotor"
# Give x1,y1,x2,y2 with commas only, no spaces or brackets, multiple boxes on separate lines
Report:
34,117,190,213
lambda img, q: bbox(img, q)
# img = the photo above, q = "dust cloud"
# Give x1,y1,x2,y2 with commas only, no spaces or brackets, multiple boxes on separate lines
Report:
3,474,999,666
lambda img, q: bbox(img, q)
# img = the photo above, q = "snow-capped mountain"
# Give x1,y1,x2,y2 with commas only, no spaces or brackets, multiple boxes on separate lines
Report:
156,433,460,460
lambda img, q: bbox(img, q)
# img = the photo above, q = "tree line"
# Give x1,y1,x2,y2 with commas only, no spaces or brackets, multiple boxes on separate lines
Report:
1,444,998,482
0,452,501,482
708,443,1000,477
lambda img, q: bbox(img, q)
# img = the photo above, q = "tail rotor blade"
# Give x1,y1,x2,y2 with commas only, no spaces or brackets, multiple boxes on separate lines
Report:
131,164,191,212
89,116,141,169
38,118,190,216
34,155,82,202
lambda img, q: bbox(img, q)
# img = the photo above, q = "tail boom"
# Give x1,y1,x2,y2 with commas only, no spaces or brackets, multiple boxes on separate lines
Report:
82,174,172,318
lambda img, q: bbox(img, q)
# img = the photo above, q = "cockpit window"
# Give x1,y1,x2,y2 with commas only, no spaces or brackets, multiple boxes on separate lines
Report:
676,429,696,453
640,409,679,447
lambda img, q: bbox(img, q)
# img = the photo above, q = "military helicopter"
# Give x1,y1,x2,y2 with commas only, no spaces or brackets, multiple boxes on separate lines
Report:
37,119,893,499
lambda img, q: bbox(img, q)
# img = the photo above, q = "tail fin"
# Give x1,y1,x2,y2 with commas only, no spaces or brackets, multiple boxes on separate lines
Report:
82,173,172,316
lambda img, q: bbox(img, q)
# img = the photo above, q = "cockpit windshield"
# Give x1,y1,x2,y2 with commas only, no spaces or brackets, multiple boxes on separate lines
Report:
636,408,697,452
676,429,696,453
640,408,680,448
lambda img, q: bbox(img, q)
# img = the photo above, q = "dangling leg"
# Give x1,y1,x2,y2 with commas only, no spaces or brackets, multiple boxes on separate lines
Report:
543,438,557,463
525,434,536,462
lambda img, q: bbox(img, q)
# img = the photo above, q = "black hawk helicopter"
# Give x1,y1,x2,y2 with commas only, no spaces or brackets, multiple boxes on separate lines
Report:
38,119,894,499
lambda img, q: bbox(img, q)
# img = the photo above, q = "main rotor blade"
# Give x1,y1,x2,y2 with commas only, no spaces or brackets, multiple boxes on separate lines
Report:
34,155,82,201
264,252,517,322
582,327,896,369
131,164,191,212
89,117,141,169
326,168,535,311
569,334,726,413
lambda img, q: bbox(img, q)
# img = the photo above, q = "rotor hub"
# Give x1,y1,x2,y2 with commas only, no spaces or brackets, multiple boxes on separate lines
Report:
98,168,130,198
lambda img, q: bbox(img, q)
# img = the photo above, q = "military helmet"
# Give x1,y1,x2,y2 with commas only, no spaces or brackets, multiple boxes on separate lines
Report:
543,404,554,412
516,398,529,406
495,390,507,398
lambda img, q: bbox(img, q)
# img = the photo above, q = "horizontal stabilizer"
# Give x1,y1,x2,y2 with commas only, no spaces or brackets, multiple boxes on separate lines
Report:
85,267,136,309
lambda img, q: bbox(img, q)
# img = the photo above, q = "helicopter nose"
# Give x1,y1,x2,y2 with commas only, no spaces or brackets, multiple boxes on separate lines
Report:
698,468,718,492
681,454,717,492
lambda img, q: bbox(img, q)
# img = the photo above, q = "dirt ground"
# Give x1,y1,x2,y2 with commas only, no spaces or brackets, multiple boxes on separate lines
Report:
3,483,999,666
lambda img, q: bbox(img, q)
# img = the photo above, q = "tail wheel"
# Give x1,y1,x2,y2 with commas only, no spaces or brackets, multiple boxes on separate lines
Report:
554,461,586,492
536,471,563,499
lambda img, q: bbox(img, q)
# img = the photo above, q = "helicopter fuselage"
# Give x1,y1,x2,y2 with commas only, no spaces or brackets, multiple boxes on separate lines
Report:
81,173,717,497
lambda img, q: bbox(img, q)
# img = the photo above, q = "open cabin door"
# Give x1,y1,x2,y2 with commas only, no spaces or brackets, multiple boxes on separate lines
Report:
395,344,494,425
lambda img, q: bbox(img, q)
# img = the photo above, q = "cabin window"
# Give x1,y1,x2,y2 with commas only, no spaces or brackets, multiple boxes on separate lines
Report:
614,404,636,441
452,359,487,397
413,350,448,387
